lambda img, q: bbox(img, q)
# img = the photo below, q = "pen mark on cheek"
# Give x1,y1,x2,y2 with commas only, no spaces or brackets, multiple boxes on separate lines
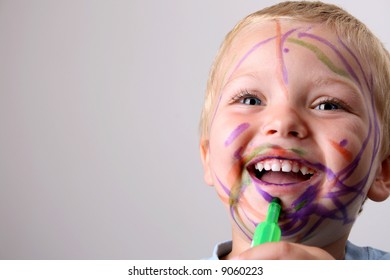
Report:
339,139,348,147
330,139,353,162
224,122,250,147
233,146,244,160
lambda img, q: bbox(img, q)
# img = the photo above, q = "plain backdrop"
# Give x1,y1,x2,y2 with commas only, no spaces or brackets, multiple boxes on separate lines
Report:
0,0,389,259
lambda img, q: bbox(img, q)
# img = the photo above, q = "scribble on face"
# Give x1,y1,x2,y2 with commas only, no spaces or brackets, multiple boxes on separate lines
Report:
207,20,380,243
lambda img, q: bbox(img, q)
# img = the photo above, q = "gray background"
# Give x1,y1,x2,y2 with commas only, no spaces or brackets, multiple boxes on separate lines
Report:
0,0,389,259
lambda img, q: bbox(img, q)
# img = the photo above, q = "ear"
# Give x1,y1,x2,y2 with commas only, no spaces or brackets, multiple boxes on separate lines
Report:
367,156,390,202
200,139,214,186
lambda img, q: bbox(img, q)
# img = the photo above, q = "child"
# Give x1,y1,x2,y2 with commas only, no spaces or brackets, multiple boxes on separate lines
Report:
199,1,390,259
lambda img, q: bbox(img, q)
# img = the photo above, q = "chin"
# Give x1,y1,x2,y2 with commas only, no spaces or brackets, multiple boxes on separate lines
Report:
281,217,352,247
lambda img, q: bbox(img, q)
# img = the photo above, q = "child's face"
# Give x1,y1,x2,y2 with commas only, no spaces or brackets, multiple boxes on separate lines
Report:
201,20,384,246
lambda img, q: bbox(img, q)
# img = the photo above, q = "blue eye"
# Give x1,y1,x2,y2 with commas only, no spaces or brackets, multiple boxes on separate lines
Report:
316,102,340,110
241,96,262,106
230,90,265,106
314,98,347,111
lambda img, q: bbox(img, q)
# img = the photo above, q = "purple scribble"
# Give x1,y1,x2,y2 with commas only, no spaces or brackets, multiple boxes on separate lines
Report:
230,206,252,240
216,176,231,197
298,32,361,87
209,95,222,136
233,146,244,160
338,38,371,93
211,25,382,244
253,183,274,202
280,28,298,85
210,28,296,134
210,35,273,131
224,122,250,147
227,36,276,82
339,139,348,147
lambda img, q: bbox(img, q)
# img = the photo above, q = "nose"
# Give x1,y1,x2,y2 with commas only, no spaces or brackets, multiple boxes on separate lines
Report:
261,106,308,139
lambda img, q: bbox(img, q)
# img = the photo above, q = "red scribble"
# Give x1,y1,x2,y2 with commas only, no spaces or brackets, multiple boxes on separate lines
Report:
275,20,289,98
330,139,353,162
270,146,290,157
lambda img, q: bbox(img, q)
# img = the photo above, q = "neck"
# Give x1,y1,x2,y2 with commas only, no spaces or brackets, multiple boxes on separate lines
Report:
321,234,348,260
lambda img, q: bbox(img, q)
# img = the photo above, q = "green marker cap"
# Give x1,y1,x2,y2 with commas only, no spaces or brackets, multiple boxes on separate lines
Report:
251,198,282,247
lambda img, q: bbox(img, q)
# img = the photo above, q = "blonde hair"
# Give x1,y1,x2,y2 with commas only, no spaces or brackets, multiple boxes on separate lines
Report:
200,1,390,158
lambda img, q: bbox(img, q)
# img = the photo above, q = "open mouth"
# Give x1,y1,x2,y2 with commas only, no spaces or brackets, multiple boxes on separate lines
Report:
249,158,316,185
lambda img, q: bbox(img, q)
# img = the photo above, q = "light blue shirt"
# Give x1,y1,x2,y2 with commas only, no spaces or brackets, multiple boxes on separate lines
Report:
209,240,390,260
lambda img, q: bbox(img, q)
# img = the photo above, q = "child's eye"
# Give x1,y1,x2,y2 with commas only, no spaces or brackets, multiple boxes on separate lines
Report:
315,102,341,110
231,91,264,106
241,96,262,106
313,98,349,111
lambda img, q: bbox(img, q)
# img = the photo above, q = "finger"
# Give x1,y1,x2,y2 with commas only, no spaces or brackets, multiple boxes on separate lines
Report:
237,242,334,260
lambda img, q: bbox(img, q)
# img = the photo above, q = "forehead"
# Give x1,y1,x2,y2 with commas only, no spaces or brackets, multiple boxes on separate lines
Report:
216,19,368,95
224,20,340,77
231,20,340,54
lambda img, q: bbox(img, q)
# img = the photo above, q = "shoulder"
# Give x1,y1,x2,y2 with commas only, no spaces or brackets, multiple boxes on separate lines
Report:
345,241,390,260
207,240,232,260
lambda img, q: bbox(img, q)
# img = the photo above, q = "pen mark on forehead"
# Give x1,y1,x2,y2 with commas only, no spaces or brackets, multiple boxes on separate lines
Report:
298,32,361,87
275,20,289,98
209,36,275,132
338,38,372,94
287,38,350,78
210,26,296,134
227,36,276,83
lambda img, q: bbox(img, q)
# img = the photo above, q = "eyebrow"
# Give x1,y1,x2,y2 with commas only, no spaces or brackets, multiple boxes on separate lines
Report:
312,76,361,96
222,71,262,92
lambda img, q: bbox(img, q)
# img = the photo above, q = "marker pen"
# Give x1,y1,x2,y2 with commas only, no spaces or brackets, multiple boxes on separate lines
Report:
251,197,282,247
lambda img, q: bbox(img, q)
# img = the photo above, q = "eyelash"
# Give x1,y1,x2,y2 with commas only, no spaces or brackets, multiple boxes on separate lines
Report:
230,90,263,105
314,97,351,112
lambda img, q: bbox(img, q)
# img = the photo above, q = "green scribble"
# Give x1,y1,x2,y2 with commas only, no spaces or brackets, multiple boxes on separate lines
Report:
294,200,307,211
242,171,251,186
229,171,251,207
243,144,271,164
287,38,350,79
229,180,241,206
290,148,306,156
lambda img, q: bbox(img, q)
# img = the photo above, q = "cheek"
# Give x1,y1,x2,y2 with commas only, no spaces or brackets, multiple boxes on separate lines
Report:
325,119,371,169
324,127,377,197
224,122,250,147
219,122,251,174
210,119,252,158
209,122,253,196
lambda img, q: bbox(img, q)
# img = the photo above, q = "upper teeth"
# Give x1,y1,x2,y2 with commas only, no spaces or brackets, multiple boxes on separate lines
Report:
255,159,314,175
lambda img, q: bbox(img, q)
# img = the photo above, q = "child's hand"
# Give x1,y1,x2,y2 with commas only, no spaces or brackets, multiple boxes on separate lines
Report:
235,241,335,260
